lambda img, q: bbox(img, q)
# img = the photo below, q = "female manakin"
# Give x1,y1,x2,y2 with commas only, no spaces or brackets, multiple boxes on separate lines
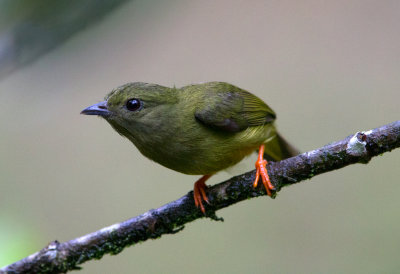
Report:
81,82,297,213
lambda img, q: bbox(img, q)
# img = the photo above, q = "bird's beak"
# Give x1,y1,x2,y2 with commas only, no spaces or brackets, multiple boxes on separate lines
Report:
81,101,110,117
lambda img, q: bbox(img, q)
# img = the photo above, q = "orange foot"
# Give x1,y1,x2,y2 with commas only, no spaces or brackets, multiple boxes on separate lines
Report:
193,175,211,214
253,144,275,196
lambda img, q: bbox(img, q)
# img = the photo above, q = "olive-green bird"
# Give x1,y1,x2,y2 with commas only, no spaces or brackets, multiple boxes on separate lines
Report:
81,82,297,213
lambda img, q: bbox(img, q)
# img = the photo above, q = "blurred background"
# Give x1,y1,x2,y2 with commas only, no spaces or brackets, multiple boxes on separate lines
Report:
1,0,399,273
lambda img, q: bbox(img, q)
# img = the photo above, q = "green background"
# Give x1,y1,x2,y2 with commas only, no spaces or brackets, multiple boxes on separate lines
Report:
1,1,399,273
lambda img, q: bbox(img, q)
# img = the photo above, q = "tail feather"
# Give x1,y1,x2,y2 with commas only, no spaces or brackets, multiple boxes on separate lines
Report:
263,133,299,161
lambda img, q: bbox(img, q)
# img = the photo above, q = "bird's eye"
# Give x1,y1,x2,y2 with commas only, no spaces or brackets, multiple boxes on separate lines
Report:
126,98,142,111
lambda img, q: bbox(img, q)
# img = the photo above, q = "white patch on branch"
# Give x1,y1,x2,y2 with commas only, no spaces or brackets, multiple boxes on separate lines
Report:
99,223,121,234
346,132,367,156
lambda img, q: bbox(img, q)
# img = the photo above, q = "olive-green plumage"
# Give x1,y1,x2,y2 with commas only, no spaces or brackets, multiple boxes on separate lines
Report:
82,82,297,175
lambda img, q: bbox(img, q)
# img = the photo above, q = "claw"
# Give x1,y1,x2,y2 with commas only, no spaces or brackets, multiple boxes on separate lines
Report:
193,175,211,214
253,144,274,196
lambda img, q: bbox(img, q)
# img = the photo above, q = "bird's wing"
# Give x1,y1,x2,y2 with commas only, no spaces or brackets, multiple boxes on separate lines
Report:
194,83,276,133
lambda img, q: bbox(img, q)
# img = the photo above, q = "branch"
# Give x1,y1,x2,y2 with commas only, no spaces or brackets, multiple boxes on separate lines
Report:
2,121,399,273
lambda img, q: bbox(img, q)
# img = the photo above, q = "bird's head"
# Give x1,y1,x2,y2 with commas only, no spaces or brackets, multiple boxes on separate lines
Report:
81,82,177,140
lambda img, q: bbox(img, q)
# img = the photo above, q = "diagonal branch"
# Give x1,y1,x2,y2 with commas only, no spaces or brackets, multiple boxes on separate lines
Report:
2,121,399,273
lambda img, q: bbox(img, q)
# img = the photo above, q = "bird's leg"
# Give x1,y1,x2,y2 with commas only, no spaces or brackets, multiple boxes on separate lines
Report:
253,144,274,196
193,174,212,214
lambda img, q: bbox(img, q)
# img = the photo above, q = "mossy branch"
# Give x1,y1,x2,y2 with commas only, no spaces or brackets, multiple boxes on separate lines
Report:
2,121,399,273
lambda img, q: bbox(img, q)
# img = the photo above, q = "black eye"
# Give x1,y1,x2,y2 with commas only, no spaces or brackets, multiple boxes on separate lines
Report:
126,98,142,111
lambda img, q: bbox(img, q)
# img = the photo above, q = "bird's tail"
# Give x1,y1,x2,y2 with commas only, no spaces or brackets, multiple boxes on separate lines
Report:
263,133,299,161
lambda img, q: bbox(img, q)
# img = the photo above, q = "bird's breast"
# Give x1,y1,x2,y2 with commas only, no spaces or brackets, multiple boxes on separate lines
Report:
130,122,270,175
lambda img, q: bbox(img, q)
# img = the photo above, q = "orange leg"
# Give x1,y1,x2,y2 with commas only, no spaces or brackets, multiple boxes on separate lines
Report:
193,175,211,214
253,144,275,196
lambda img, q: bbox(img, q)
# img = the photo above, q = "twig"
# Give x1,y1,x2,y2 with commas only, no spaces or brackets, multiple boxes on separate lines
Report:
2,120,399,274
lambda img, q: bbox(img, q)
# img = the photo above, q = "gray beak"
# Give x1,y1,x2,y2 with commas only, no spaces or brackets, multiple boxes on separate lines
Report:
81,101,110,117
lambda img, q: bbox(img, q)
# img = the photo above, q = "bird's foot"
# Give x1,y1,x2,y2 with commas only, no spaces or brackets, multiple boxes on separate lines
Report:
253,144,275,196
193,175,211,214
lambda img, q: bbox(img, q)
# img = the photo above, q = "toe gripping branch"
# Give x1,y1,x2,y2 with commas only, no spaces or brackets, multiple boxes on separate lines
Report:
253,144,275,196
193,175,211,214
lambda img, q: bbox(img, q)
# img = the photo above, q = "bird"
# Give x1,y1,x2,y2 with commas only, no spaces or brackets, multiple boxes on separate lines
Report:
81,82,297,213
